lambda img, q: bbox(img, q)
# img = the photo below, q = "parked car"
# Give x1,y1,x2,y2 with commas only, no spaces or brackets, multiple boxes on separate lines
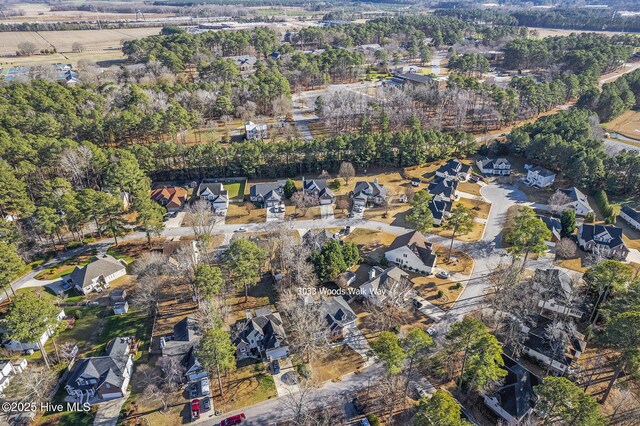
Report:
202,397,211,412
190,383,198,399
469,176,479,183
436,271,450,279
85,301,99,307
200,377,210,396
271,359,280,374
190,399,200,421
411,178,421,187
425,326,436,336
235,227,247,232
352,397,365,415
220,413,247,426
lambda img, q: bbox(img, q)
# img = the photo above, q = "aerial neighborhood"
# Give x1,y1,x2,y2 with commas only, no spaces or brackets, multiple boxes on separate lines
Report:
1,2,640,426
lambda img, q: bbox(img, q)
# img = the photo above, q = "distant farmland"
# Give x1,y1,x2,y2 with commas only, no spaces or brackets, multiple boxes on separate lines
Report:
0,27,162,56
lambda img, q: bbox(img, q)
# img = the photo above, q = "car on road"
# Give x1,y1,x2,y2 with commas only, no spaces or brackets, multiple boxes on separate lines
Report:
202,397,211,412
271,359,280,374
352,397,365,415
436,271,450,279
235,227,247,232
190,399,200,421
412,297,424,309
220,413,247,426
189,383,198,399
85,301,99,307
425,326,436,336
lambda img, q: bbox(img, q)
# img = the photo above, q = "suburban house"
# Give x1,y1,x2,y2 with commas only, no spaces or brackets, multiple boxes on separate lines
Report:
429,199,453,227
232,307,289,361
64,336,137,404
302,178,335,205
160,317,202,359
476,158,511,176
556,187,593,216
321,296,357,341
356,265,413,303
352,179,388,207
427,177,458,202
245,121,268,141
160,317,206,382
1,309,66,353
524,166,556,188
197,182,230,212
577,224,629,261
385,231,437,274
435,159,471,181
620,205,640,230
483,355,540,425
302,229,337,252
539,216,562,243
533,269,584,319
0,358,27,396
388,72,433,87
226,55,258,72
250,181,286,207
150,186,188,212
521,314,586,375
67,255,128,295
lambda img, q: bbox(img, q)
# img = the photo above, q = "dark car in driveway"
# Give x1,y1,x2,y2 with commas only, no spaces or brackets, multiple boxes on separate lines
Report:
271,359,280,374
352,397,365,415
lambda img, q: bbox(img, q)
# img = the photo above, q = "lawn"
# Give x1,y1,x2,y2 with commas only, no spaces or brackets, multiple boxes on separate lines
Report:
411,274,464,311
39,405,97,426
34,249,97,280
456,198,491,219
212,360,277,413
432,246,475,276
364,204,412,228
457,181,483,197
344,229,398,262
224,181,246,200
107,238,165,264
431,221,485,242
44,306,104,355
307,345,364,384
286,205,322,220
225,202,267,224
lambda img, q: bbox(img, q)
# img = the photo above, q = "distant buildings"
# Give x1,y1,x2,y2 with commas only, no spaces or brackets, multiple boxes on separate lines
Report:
476,158,511,176
620,205,640,230
1,63,79,85
245,121,268,141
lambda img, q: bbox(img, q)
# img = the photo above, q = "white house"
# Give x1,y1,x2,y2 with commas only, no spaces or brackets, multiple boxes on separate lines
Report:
245,121,268,141
577,224,629,261
67,255,127,295
2,309,66,352
197,182,230,212
524,166,556,188
556,187,593,216
385,231,437,274
321,297,357,341
232,307,289,361
476,158,511,176
620,205,640,230
0,358,27,396
357,266,413,304
435,159,471,181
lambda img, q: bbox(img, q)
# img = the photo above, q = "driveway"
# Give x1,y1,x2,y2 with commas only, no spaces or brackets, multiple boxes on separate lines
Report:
164,212,185,228
266,206,285,222
93,391,128,426
320,204,334,219
411,295,446,322
272,358,300,397
343,327,373,366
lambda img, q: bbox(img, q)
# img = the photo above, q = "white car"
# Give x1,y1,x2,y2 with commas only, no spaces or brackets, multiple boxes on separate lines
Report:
436,270,450,279
235,227,247,232
425,326,436,336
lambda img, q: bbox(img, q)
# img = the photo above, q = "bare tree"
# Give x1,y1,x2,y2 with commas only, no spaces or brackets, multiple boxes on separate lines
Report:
17,41,37,56
187,200,217,240
548,190,572,214
3,367,57,404
278,378,317,425
291,192,319,216
71,42,84,53
555,238,577,259
336,199,350,214
364,276,413,332
270,232,317,288
373,371,407,424
279,289,330,362
60,145,96,189
157,356,186,391
404,185,416,203
338,162,356,185
59,341,78,362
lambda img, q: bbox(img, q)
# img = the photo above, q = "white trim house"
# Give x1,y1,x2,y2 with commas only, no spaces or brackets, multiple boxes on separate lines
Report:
476,158,511,176
620,205,640,230
385,231,437,274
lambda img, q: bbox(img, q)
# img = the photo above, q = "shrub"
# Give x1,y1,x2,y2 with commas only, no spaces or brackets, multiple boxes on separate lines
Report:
593,189,616,223
368,414,381,426
437,290,444,299
331,179,341,189
296,363,311,379
585,211,595,223
456,282,463,289
70,309,82,319
66,241,84,249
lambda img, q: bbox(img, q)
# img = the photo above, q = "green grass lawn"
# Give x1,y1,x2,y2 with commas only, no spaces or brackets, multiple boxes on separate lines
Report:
106,246,136,264
225,181,246,200
34,249,97,280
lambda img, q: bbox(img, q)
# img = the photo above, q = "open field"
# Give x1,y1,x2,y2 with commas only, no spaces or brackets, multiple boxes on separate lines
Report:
529,27,625,38
603,109,640,141
0,27,162,56
1,4,172,23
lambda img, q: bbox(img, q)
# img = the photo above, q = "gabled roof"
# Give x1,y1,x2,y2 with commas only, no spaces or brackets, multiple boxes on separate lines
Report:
360,266,411,294
488,355,540,421
395,72,432,84
559,187,590,208
436,159,471,177
428,177,458,199
579,224,626,250
529,165,555,178
621,205,640,222
232,311,288,350
66,337,132,393
387,231,437,268
68,255,126,289
161,317,202,357
539,216,561,240
197,182,226,197
523,314,585,368
250,181,285,198
533,268,573,300
302,179,327,192
302,229,335,251
353,180,387,198
429,199,452,221
150,186,187,209
478,157,510,170
322,296,356,331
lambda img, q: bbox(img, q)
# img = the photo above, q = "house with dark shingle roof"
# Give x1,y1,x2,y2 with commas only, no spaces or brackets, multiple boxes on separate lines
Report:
160,317,202,358
556,187,593,216
67,255,127,295
384,231,437,274
197,182,229,212
427,177,458,202
64,336,136,404
353,178,387,207
232,307,289,361
533,269,584,319
539,216,562,243
476,157,511,176
577,224,629,261
302,178,335,205
429,199,452,226
525,166,555,188
620,205,640,231
435,159,471,181
249,181,286,207
356,266,413,304
483,355,540,424
321,296,357,341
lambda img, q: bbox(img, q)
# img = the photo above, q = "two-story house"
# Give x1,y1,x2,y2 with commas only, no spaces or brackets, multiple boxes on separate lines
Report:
555,187,593,216
64,336,137,404
525,166,556,188
249,181,286,208
197,182,230,212
0,358,27,396
385,231,437,274
356,265,413,304
435,159,471,181
577,224,629,261
321,296,357,341
160,317,206,382
476,158,511,176
232,307,289,361
352,179,387,207
533,269,584,319
67,255,128,295
429,199,453,226
302,178,335,205
245,121,268,141
427,177,458,202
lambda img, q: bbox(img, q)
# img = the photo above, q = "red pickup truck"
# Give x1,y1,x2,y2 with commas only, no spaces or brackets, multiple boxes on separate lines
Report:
191,399,200,421
220,413,246,426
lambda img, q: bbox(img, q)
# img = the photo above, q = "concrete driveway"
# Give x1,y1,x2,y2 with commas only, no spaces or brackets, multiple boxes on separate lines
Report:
343,327,373,366
411,295,445,322
320,204,334,219
266,206,285,222
164,212,185,228
272,358,300,397
93,391,129,426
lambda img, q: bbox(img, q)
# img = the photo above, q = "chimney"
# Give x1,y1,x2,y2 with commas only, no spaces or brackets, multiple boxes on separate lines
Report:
245,309,253,320
368,267,377,281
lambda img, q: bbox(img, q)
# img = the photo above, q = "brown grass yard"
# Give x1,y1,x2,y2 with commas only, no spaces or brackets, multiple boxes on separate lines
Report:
286,205,322,220
603,109,640,141
212,360,277,414
344,229,398,262
411,274,463,311
430,221,485,242
34,248,97,280
457,181,483,197
432,246,475,276
308,346,365,384
225,203,267,224
353,301,430,343
363,204,412,228
456,197,491,219
223,274,277,324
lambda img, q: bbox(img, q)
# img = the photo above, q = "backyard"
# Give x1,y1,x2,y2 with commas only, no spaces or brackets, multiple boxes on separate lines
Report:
34,249,97,280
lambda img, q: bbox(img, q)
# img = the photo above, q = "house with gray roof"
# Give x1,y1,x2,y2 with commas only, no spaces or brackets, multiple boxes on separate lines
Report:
429,199,452,226
197,182,229,212
160,317,202,358
353,178,387,207
302,178,335,205
476,157,511,176
435,159,471,181
321,296,357,341
226,55,258,72
427,176,458,202
577,224,629,261
249,181,286,207
64,336,136,404
232,307,289,361
533,269,584,319
385,231,437,274
357,265,414,304
556,187,593,216
67,255,127,295
525,165,556,188
620,205,640,230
